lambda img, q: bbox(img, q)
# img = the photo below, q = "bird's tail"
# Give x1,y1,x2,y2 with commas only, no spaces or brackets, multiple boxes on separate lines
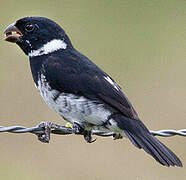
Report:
113,114,182,167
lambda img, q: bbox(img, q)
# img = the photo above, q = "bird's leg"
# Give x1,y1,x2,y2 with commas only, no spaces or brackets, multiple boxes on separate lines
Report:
37,122,52,143
72,122,85,134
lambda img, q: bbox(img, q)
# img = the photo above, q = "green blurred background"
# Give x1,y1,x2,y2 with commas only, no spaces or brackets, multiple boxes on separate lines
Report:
0,0,186,179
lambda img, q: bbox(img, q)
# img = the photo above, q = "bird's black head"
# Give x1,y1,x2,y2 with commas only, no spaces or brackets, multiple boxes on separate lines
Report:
4,16,72,56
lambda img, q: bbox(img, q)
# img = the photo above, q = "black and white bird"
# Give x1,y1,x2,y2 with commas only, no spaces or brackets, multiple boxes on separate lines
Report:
4,16,182,167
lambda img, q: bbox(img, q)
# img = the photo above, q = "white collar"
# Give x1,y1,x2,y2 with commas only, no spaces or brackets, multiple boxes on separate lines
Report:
28,39,67,57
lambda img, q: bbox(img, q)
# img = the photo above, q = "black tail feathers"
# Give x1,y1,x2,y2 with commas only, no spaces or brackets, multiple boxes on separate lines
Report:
113,114,182,167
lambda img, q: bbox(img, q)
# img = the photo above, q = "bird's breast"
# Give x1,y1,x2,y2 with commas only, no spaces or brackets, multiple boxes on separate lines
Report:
36,74,111,128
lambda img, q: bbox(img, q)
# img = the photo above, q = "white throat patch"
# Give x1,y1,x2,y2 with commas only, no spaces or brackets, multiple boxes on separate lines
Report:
28,39,67,57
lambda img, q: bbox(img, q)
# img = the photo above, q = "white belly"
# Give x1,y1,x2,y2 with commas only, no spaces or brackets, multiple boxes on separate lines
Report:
36,74,111,128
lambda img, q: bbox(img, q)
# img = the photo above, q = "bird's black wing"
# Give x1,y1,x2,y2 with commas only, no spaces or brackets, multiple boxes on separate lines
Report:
44,51,139,120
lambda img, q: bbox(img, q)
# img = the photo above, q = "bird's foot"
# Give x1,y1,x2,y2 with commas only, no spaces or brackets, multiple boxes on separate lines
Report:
72,122,96,143
36,121,97,143
113,133,123,140
37,122,52,143
83,130,96,143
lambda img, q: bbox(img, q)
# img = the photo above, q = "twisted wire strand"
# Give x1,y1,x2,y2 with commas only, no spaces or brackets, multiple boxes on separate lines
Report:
0,123,185,138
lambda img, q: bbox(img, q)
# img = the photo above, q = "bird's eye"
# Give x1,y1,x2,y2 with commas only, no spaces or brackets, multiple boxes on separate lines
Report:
25,23,34,32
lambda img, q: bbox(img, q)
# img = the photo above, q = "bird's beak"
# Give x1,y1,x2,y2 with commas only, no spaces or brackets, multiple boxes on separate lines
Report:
4,23,23,43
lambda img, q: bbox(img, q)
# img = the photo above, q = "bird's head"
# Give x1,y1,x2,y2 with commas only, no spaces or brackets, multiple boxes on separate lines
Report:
4,16,71,57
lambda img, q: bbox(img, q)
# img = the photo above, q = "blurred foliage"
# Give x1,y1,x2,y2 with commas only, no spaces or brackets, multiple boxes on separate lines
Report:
0,0,186,179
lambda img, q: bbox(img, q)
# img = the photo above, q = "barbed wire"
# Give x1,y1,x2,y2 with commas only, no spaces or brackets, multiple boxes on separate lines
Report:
0,122,185,143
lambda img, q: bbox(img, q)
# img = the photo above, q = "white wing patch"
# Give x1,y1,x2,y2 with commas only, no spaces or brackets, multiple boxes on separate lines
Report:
28,39,67,57
104,76,120,91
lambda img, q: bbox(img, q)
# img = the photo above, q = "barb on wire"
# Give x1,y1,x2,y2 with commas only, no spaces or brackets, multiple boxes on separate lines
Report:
0,122,185,143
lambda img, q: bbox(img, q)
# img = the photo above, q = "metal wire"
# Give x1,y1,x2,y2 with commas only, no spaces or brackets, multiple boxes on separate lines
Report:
0,122,185,140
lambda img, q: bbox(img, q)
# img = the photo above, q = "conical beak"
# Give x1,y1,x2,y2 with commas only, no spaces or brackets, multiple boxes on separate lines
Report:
4,23,23,43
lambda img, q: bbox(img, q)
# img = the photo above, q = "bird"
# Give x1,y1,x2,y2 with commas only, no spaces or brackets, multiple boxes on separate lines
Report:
4,16,182,167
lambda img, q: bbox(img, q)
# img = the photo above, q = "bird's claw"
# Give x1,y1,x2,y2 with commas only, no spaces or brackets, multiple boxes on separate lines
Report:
72,123,96,143
37,122,52,143
113,133,123,140
83,130,96,143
